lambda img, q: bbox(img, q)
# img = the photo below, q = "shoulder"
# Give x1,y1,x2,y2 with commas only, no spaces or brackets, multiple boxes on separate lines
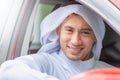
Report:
93,60,114,69
0,53,59,71
31,52,61,66
32,52,59,62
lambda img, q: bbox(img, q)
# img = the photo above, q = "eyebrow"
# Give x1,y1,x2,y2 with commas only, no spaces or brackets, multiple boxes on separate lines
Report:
81,28,92,31
64,26,92,31
64,26,73,29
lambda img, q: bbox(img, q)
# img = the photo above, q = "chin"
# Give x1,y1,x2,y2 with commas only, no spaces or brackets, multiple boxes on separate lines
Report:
69,57,80,61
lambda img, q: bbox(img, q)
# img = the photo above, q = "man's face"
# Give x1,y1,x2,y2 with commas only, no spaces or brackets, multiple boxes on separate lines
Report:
57,13,96,61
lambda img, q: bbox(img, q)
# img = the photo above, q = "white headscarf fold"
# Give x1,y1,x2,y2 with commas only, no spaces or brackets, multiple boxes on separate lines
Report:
38,4,105,60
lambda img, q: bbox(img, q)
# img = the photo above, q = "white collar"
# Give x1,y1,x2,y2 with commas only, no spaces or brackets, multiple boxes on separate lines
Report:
59,49,95,72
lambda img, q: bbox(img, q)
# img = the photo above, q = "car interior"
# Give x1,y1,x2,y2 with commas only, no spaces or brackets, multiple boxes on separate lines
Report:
100,23,120,67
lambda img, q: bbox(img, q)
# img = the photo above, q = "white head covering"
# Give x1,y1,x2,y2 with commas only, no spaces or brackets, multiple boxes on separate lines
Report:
38,4,105,60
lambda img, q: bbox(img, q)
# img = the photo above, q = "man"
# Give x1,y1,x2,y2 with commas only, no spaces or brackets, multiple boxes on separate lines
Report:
0,4,113,80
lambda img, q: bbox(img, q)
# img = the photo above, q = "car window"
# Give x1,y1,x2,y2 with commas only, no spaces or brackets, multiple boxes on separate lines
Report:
28,0,120,67
100,23,120,67
28,3,55,54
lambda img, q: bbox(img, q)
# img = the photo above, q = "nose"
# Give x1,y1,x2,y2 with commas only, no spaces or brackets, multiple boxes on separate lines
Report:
70,33,82,46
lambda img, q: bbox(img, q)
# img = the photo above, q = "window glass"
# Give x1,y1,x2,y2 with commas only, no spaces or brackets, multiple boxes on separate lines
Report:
29,3,55,53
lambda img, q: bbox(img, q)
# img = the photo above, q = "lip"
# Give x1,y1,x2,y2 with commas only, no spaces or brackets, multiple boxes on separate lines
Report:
69,46,83,55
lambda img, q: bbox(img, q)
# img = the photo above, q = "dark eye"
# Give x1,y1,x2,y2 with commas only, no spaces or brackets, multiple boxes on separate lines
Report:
66,29,73,32
83,31,90,34
64,26,74,34
65,28,73,33
81,31,91,36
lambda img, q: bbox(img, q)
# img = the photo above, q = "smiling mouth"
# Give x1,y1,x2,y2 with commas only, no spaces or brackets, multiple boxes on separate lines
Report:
66,44,83,54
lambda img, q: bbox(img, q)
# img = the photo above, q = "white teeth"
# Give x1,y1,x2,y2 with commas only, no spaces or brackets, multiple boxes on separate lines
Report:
70,47,82,50
66,44,83,50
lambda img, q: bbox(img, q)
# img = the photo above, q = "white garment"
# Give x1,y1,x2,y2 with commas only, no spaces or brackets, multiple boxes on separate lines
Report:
39,4,105,60
0,50,113,80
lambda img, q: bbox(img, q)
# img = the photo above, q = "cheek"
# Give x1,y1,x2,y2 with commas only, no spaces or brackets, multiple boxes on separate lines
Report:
59,35,67,51
60,34,71,43
59,34,71,50
83,37,95,47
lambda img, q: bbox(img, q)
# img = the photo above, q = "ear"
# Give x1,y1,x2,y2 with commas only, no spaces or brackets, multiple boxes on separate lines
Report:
56,26,60,36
